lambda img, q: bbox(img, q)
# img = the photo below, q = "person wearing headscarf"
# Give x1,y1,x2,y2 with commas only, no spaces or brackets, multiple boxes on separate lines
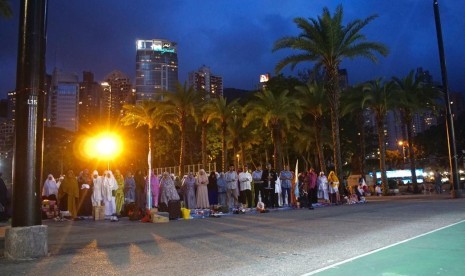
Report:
58,170,79,219
77,169,93,217
146,170,160,208
182,172,197,209
327,171,340,205
124,171,136,204
317,171,329,202
102,170,119,221
42,174,58,200
159,171,180,206
113,169,125,215
134,170,146,211
91,170,104,206
196,169,209,209
208,171,219,207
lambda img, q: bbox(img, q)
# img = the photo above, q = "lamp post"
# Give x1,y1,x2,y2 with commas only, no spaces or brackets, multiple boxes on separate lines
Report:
398,141,406,165
6,0,48,260
433,0,460,198
236,154,240,169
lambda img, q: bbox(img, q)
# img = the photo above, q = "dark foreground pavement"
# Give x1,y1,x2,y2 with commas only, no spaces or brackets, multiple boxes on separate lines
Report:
1,193,464,276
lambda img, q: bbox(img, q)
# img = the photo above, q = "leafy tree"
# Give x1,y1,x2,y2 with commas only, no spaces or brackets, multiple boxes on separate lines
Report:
341,84,369,175
273,4,388,179
163,82,201,175
43,127,75,177
203,96,239,172
0,0,12,18
295,81,328,172
361,79,396,194
392,70,442,186
243,89,302,171
121,100,172,209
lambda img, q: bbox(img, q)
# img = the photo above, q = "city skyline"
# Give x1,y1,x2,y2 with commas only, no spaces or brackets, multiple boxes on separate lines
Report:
1,0,465,100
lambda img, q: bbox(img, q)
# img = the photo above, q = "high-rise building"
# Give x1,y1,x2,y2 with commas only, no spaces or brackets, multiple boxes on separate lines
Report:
7,90,16,121
0,117,14,183
46,68,80,132
79,71,102,129
102,70,132,125
188,65,223,97
135,39,178,101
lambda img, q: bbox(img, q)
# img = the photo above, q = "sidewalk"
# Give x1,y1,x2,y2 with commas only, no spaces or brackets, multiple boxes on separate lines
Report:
366,189,459,201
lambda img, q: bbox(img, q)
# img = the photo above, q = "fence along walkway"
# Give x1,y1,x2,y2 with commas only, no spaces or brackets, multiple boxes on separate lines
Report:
154,163,217,177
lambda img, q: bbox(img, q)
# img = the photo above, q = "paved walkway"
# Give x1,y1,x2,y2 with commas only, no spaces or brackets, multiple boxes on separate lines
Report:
305,219,465,275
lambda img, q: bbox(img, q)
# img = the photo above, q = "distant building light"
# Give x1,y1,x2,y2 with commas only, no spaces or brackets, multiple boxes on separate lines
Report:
260,74,269,83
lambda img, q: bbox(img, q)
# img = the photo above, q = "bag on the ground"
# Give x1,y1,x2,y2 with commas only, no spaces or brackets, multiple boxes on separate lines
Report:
168,200,181,220
129,207,143,221
299,195,309,208
121,202,136,217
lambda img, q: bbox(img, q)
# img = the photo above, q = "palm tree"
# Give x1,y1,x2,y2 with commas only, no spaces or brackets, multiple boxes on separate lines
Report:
243,89,302,171
295,81,327,173
203,96,239,172
192,90,209,169
273,4,388,179
121,100,173,209
0,0,12,18
341,84,368,175
392,70,441,188
163,82,201,176
361,79,396,195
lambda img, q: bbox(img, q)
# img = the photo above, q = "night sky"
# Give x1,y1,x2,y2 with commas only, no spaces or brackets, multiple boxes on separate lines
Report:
1,0,464,100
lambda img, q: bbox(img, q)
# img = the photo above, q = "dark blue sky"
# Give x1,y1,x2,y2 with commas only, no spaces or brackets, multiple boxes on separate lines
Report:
1,0,464,100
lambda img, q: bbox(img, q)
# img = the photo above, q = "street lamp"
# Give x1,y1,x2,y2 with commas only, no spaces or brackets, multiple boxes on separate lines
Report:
433,0,460,197
84,132,122,169
398,141,406,164
236,154,240,169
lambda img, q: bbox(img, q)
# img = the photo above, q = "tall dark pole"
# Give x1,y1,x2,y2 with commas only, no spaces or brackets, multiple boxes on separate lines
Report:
433,0,460,197
12,0,48,227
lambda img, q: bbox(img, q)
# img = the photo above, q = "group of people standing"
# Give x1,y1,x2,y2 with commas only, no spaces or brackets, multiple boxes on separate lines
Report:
40,163,349,222
43,169,137,221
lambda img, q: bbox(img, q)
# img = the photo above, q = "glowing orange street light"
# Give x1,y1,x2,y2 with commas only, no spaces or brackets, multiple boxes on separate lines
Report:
84,132,122,169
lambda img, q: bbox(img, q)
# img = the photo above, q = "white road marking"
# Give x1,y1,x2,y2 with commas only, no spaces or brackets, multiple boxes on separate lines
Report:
301,219,465,275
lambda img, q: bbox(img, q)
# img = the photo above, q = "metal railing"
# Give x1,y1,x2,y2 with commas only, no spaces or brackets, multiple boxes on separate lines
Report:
154,163,217,177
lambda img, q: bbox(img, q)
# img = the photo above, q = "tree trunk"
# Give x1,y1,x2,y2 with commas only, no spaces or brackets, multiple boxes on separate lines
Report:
221,122,227,172
358,112,366,175
240,144,245,169
314,118,325,173
273,124,283,172
326,66,343,180
377,121,388,195
201,120,207,169
147,126,152,210
406,115,418,185
179,114,186,176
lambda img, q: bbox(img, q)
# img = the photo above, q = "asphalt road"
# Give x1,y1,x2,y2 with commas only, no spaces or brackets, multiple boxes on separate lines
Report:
1,194,464,276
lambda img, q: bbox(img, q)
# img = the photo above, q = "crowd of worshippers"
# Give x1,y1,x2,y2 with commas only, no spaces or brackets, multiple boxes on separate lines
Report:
41,163,367,221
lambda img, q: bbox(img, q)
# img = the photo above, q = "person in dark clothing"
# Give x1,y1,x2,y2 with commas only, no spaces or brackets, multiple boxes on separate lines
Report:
261,163,278,208
134,170,146,211
0,173,8,221
304,168,317,209
208,171,218,207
